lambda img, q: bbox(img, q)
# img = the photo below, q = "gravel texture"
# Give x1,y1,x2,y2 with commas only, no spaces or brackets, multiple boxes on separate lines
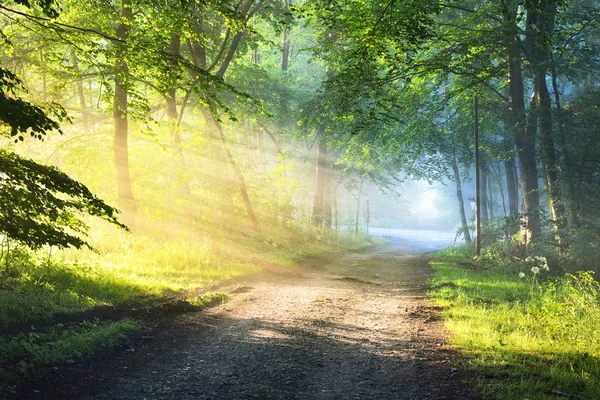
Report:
19,238,479,400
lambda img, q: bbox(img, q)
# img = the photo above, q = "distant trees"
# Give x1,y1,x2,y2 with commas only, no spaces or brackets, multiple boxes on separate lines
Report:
5,0,600,260
302,0,600,247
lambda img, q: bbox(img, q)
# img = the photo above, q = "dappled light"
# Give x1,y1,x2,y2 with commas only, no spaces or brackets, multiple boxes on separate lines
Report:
0,0,599,399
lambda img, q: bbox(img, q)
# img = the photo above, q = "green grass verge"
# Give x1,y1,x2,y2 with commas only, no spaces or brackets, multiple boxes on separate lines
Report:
430,249,600,399
0,319,141,393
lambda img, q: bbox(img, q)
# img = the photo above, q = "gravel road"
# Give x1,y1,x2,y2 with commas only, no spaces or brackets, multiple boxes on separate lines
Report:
21,236,478,400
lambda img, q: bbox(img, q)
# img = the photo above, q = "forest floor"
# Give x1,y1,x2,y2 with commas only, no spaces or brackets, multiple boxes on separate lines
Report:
13,237,479,400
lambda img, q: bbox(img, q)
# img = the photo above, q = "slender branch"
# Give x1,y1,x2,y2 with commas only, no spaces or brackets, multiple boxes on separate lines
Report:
257,121,283,155
130,76,170,101
176,89,192,128
186,38,200,68
0,5,120,42
372,0,395,32
207,29,231,72
215,0,262,78
438,3,502,24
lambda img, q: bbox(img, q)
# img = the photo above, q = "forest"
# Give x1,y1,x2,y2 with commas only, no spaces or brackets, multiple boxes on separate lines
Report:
0,0,600,399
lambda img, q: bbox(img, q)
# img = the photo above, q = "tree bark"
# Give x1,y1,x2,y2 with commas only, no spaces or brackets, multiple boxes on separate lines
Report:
311,134,327,228
71,50,86,114
355,179,362,237
537,73,566,231
503,0,541,242
166,32,193,200
551,58,579,227
113,0,136,232
504,154,519,215
450,152,471,243
488,176,495,220
530,0,566,233
480,162,489,226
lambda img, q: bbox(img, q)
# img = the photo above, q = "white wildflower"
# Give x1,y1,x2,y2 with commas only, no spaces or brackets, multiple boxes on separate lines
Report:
531,266,540,274
519,272,526,279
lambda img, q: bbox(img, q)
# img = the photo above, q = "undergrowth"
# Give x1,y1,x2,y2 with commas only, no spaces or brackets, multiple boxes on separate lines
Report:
0,319,140,394
431,246,600,399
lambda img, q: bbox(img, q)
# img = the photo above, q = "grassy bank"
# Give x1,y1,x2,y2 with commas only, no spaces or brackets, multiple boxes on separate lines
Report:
431,247,600,399
0,227,379,393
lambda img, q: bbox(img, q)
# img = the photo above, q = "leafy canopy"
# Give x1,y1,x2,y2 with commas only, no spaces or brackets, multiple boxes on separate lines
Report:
0,0,126,250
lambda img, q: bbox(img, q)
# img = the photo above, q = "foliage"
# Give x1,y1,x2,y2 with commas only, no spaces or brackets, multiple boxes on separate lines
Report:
0,0,127,253
431,252,600,400
0,319,140,391
0,69,66,141
0,150,125,250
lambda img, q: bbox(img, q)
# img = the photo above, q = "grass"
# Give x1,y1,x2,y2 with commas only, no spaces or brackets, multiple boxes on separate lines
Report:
431,248,600,399
0,319,140,393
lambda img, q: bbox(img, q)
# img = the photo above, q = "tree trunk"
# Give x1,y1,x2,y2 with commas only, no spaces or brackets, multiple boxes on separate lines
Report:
40,49,47,102
492,161,508,219
488,176,495,220
537,73,566,231
167,33,180,134
551,59,579,227
504,154,519,215
450,152,471,243
503,0,542,243
355,180,362,237
311,135,327,228
503,129,519,215
113,0,136,232
531,1,565,233
165,33,193,202
71,50,86,114
480,161,489,226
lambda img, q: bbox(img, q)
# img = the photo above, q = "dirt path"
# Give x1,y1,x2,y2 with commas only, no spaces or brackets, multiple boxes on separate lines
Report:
22,239,478,399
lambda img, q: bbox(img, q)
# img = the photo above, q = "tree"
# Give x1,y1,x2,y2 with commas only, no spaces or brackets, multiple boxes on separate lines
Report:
0,1,125,253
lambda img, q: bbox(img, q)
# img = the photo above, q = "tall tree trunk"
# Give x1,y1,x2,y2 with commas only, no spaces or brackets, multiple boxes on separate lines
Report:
520,92,541,242
450,152,471,243
311,135,327,228
211,115,259,231
505,155,519,215
531,0,566,233
503,130,519,215
71,50,86,115
355,179,362,237
488,176,495,220
551,58,579,227
492,161,508,218
113,0,136,232
480,162,489,226
537,73,566,231
503,0,542,243
167,33,181,138
40,49,47,102
166,33,193,202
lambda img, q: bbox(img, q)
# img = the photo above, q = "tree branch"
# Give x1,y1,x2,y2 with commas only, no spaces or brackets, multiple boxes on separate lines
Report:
0,5,120,42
